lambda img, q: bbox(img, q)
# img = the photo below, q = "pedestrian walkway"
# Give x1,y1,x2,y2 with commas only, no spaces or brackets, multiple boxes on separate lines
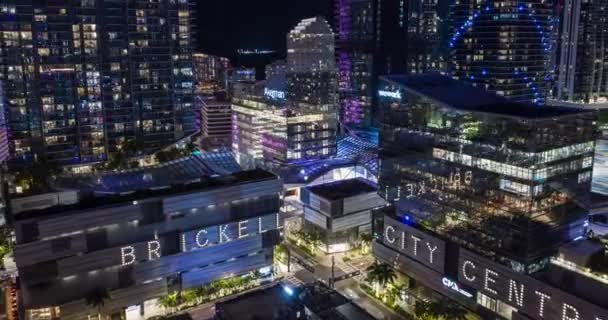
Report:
282,274,306,288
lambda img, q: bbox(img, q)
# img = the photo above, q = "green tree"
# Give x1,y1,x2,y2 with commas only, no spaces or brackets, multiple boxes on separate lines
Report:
85,286,111,320
360,233,373,254
415,299,468,320
104,139,140,170
366,262,396,296
180,289,197,306
158,292,179,314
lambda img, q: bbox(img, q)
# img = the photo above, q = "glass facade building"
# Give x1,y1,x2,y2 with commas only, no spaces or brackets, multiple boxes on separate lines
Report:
193,53,230,95
0,0,195,166
335,0,443,127
449,0,554,104
377,73,598,270
555,0,608,103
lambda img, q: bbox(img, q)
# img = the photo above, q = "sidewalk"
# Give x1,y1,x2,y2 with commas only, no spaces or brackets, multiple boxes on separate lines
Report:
183,278,284,320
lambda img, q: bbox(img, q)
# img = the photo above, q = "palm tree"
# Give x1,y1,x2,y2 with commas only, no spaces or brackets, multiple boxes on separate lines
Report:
366,262,396,297
360,233,373,254
307,231,321,253
85,286,111,320
415,299,468,320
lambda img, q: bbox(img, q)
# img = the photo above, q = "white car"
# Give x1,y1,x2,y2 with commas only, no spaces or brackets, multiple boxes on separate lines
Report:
588,213,608,238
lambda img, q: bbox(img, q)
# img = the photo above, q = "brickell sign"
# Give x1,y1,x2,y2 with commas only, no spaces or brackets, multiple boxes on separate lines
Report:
120,213,282,266
458,249,608,320
383,216,446,273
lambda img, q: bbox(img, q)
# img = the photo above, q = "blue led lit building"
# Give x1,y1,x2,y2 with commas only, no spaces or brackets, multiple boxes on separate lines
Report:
11,153,282,320
448,0,554,104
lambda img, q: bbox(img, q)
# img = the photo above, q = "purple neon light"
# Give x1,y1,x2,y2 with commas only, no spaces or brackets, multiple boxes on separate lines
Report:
336,0,363,125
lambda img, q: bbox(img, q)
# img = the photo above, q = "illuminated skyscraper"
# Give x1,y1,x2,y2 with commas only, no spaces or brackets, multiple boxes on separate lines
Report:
335,0,442,127
287,17,338,108
335,0,376,126
555,0,608,103
448,0,554,104
0,0,195,166
193,53,231,95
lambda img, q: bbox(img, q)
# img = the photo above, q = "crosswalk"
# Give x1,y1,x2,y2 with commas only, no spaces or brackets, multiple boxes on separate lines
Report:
282,274,306,288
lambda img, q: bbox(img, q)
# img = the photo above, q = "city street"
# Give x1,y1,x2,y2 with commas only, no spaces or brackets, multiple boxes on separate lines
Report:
282,240,402,320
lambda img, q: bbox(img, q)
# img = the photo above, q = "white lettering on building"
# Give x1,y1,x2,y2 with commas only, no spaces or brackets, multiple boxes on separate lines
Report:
508,279,525,308
264,88,285,100
147,240,161,261
378,90,402,99
119,213,280,266
121,246,136,266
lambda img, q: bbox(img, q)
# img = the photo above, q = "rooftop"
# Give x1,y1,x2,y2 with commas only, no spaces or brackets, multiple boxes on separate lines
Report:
280,135,378,184
53,151,242,195
382,73,594,119
306,178,377,201
13,168,277,222
298,282,375,320
215,284,303,320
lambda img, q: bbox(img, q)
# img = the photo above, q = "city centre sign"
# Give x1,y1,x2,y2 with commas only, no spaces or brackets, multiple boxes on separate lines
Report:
458,249,608,320
120,213,282,266
383,216,446,273
264,88,286,100
378,90,402,100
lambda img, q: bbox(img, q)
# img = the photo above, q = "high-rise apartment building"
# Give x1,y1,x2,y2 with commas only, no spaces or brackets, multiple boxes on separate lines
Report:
449,0,554,104
287,17,338,109
405,0,443,74
199,92,232,150
555,0,608,103
0,0,195,166
335,0,442,127
335,0,376,126
193,53,230,95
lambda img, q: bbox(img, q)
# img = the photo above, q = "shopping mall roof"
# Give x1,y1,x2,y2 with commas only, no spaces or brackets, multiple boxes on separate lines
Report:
53,151,242,195
381,73,593,119
279,135,378,184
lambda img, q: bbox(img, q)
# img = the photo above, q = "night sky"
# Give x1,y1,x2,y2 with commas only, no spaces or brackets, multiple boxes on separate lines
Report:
196,0,333,66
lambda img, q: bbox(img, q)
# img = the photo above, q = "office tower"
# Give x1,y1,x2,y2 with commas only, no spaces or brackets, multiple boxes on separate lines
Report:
335,0,443,127
405,0,443,74
199,92,232,150
193,53,231,95
0,0,195,166
287,17,338,109
555,0,608,103
449,0,554,104
282,17,339,162
372,73,607,320
12,163,282,319
335,0,376,126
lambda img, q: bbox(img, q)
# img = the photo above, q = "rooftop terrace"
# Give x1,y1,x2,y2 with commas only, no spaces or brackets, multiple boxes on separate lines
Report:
13,168,277,222
382,73,594,119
